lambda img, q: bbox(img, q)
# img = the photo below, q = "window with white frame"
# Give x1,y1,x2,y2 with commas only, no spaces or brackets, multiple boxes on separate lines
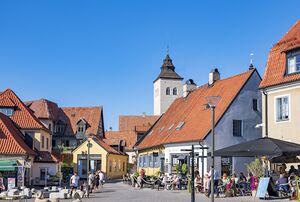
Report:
275,96,290,122
287,51,300,74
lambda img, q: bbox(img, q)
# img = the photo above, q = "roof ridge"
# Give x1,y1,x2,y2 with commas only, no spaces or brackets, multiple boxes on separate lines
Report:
0,89,48,131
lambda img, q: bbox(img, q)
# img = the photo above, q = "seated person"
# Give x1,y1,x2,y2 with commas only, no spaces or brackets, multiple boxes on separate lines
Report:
171,175,179,190
194,174,202,192
289,172,297,199
289,165,298,175
276,174,289,192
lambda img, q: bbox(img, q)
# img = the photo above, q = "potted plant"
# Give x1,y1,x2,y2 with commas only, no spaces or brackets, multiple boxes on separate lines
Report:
246,158,264,197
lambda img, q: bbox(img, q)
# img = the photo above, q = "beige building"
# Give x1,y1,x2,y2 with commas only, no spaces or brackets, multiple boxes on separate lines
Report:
72,137,128,179
260,20,300,145
0,89,60,186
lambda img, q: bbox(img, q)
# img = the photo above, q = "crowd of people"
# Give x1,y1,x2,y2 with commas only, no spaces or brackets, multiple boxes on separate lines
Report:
69,170,105,195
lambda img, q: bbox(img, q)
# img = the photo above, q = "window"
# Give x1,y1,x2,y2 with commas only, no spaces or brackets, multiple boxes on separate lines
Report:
252,99,258,111
0,108,14,116
123,162,125,172
173,88,177,95
52,139,56,147
109,160,112,172
287,51,300,74
41,136,45,148
176,122,185,130
65,140,70,147
137,133,144,142
276,96,290,122
46,138,49,150
233,120,243,137
118,160,121,171
48,123,52,131
40,168,47,180
149,155,153,167
166,87,170,95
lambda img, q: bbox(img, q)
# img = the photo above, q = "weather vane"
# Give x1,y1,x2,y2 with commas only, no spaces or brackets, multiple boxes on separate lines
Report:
167,44,169,55
250,53,254,65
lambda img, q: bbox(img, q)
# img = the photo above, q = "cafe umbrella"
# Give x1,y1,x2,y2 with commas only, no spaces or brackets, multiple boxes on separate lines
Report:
213,137,300,157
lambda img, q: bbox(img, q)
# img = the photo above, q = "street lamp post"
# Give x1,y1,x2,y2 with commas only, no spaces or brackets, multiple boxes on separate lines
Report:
87,139,92,198
205,96,221,202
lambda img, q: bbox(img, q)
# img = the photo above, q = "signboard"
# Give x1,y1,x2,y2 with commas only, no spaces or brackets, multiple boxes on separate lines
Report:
7,178,15,190
256,177,270,198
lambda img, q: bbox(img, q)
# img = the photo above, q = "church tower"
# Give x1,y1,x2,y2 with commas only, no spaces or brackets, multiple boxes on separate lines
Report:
154,54,183,115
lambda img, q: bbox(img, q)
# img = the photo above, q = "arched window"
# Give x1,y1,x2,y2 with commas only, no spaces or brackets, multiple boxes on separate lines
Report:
173,87,177,95
166,87,170,95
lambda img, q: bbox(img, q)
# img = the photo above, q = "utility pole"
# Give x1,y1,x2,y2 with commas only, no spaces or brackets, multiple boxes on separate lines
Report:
211,106,215,202
191,145,195,202
87,139,92,198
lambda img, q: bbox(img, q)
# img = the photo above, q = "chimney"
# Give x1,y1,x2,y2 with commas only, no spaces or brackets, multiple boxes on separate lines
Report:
208,68,220,85
183,79,197,97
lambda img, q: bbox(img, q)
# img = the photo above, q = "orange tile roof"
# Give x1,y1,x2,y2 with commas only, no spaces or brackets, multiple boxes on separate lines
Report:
35,151,59,163
0,113,36,156
260,20,300,88
92,137,126,155
0,97,16,107
25,99,60,120
119,115,159,131
62,107,104,136
104,131,137,150
138,69,257,150
0,89,48,130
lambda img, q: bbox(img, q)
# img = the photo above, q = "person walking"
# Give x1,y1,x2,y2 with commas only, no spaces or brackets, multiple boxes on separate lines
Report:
99,170,105,189
70,172,80,196
88,172,94,193
206,167,220,198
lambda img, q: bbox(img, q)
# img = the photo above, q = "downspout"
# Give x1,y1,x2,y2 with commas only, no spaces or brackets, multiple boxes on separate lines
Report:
263,90,268,137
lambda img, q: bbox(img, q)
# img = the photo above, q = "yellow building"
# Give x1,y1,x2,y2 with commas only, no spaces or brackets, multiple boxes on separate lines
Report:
260,20,300,145
137,146,164,176
72,137,128,179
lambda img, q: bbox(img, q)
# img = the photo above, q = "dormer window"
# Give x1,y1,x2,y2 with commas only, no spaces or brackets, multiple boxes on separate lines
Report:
77,119,87,134
0,108,14,116
55,120,65,135
287,50,300,74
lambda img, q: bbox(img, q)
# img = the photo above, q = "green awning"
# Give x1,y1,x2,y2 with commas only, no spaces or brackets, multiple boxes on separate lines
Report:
0,160,17,171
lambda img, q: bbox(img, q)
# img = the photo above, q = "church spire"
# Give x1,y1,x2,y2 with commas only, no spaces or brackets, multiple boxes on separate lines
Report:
154,54,183,83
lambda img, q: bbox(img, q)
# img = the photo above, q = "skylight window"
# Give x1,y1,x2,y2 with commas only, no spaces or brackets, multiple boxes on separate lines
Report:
0,108,14,116
175,122,185,130
168,124,174,130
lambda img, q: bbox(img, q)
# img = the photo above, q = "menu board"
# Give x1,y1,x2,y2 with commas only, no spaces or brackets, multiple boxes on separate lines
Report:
256,177,270,198
7,178,15,190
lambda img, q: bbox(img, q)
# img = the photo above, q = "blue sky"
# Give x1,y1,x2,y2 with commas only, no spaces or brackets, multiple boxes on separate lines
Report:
0,1,299,130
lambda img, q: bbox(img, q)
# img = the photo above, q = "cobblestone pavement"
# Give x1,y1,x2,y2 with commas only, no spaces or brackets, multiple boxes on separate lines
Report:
27,182,289,202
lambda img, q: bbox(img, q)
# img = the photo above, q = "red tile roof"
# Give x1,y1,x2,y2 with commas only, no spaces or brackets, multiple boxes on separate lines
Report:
138,69,257,150
25,99,60,120
104,131,137,150
73,137,126,155
34,151,59,163
0,89,48,131
92,137,124,155
26,99,104,137
119,115,159,131
260,20,300,88
0,113,36,156
0,97,16,107
62,107,104,136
